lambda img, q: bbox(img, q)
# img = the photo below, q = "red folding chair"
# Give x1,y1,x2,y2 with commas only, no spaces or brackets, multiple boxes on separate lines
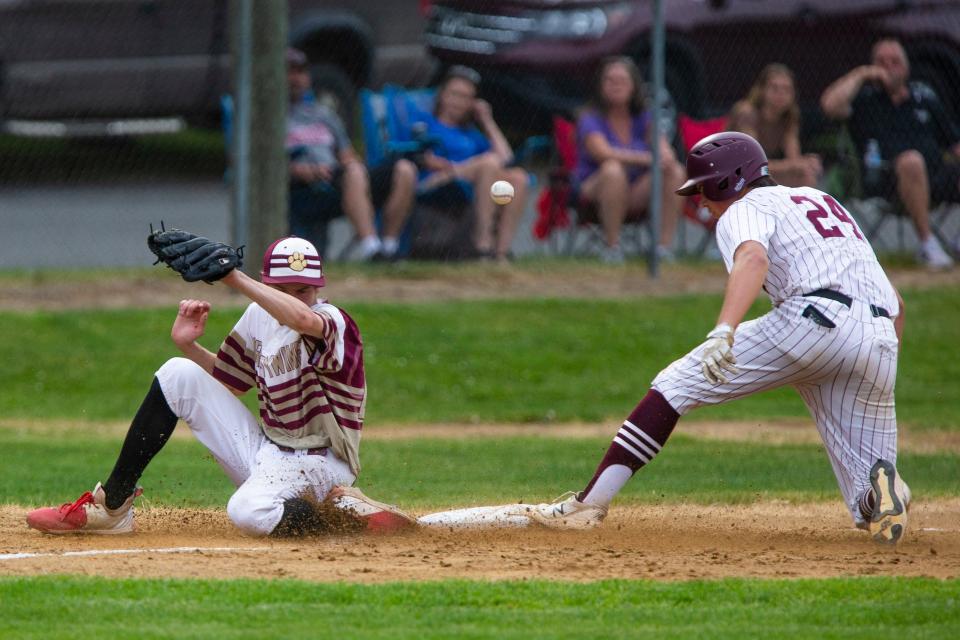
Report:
533,115,649,256
676,114,727,256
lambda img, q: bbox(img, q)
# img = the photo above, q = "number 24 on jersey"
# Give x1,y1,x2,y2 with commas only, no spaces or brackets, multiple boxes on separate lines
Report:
792,195,865,240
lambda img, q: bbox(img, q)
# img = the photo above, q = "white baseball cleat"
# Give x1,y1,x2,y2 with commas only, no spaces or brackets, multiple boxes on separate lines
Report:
521,492,608,530
868,460,908,545
26,483,142,535
329,486,417,533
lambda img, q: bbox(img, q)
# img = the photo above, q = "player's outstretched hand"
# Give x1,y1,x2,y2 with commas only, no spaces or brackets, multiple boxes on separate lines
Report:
171,299,210,347
701,323,739,385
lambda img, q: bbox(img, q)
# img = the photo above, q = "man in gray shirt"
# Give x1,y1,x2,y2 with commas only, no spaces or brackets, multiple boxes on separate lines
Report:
287,48,416,260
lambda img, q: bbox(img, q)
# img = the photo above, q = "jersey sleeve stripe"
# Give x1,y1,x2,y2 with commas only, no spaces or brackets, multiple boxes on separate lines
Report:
212,367,253,392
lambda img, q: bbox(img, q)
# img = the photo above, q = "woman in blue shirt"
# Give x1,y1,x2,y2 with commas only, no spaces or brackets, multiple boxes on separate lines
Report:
577,57,684,263
417,66,528,261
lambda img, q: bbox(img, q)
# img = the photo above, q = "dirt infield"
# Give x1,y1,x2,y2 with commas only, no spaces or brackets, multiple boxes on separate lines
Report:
2,500,958,582
4,418,956,583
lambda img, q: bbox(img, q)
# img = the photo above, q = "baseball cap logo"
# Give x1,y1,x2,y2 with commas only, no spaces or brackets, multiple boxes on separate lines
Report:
288,252,307,272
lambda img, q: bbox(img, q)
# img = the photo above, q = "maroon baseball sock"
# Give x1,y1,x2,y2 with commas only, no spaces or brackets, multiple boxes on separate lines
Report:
577,389,680,506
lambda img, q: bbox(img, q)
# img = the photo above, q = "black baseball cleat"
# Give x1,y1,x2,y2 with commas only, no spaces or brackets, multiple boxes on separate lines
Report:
868,459,908,545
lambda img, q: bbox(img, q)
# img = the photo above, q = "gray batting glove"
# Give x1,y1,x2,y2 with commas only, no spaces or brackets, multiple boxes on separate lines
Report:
701,323,739,384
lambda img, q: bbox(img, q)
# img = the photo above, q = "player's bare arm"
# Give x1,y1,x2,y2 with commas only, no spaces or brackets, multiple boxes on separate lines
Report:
170,298,245,396
170,299,216,372
717,240,769,330
699,239,769,384
220,269,327,339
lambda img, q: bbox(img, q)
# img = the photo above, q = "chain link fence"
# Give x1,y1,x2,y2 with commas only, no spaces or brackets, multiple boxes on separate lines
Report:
2,1,959,266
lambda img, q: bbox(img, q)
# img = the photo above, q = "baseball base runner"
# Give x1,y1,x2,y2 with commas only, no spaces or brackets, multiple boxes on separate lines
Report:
521,132,911,543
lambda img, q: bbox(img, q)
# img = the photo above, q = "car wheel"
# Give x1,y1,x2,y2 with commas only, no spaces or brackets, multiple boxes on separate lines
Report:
310,62,356,133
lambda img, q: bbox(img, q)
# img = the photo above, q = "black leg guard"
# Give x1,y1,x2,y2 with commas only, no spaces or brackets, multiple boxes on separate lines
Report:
103,376,178,509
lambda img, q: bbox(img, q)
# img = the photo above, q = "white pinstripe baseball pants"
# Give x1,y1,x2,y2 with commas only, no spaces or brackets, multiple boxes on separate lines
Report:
653,295,901,525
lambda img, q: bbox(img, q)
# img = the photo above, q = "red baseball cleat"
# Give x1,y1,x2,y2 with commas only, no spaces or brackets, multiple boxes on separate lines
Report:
26,483,142,535
329,486,416,533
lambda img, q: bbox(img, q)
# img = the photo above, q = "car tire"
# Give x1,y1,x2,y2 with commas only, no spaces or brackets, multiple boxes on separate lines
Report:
310,62,356,133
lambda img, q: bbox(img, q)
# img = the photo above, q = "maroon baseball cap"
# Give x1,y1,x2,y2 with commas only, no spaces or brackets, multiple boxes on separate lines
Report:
260,237,325,287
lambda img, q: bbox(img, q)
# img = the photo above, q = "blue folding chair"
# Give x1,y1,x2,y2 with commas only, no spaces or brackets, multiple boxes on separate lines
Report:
358,85,551,260
360,85,475,200
357,85,476,259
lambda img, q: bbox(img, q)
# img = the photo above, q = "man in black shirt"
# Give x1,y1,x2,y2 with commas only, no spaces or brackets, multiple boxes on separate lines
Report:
821,38,958,270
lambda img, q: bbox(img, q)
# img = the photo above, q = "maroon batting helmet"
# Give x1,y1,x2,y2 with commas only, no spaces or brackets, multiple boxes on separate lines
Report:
676,132,769,201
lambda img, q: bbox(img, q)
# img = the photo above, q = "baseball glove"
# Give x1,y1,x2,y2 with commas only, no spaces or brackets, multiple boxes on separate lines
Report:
148,225,243,284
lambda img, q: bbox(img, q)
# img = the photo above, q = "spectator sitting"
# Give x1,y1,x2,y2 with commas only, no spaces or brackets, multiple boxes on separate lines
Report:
286,48,416,261
575,56,684,264
820,38,956,270
414,66,528,262
728,63,822,188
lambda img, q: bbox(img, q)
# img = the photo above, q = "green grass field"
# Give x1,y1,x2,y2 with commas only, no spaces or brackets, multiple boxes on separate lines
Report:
1,577,958,639
2,430,958,509
2,282,957,638
1,286,957,427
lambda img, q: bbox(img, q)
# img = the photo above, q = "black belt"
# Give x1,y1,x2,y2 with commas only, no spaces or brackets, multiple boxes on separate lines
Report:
276,445,328,456
803,289,890,318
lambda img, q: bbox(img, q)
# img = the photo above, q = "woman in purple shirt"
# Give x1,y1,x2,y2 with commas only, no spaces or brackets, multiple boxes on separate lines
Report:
576,57,685,263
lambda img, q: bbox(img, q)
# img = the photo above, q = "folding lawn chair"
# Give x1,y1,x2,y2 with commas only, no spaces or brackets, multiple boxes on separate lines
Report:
533,115,651,257
675,113,727,257
353,85,478,260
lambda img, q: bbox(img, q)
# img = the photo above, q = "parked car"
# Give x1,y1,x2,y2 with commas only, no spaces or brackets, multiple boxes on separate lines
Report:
424,0,960,130
0,0,434,134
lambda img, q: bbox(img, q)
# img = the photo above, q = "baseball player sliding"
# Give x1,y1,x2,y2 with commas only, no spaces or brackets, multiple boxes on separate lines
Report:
424,132,911,544
27,232,414,537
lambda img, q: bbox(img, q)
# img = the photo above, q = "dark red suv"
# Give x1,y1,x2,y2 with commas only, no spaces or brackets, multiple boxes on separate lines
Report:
425,0,960,129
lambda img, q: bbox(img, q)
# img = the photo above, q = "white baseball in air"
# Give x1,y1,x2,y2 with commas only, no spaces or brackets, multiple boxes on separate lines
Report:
490,180,515,205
